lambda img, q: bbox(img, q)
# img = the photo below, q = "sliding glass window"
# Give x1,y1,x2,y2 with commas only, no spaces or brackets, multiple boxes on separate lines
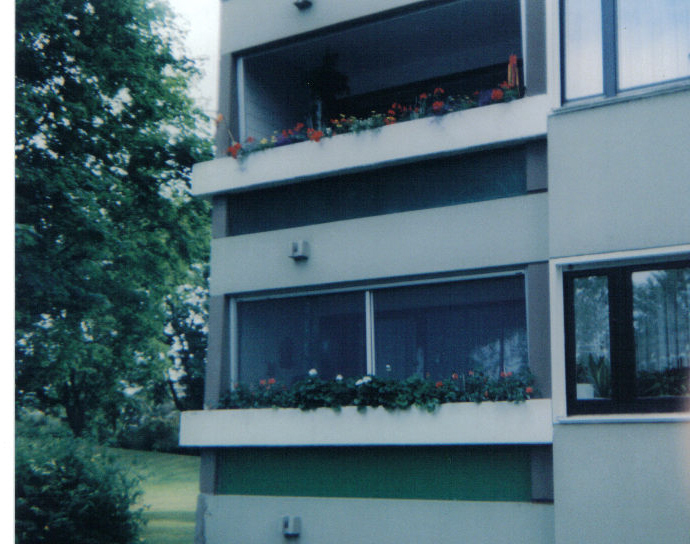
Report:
235,275,527,386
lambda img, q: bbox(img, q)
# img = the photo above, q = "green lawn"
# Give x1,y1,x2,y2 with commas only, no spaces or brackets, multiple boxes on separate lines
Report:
110,448,200,544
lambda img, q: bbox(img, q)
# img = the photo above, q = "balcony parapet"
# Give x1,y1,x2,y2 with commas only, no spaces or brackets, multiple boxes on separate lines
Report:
191,94,550,197
179,399,553,447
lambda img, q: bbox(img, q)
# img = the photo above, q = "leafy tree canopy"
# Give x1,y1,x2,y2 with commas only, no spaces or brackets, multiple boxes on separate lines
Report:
15,0,212,436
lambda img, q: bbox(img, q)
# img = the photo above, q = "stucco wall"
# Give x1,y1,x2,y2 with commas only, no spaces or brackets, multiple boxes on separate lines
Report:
197,493,554,544
210,192,547,295
548,88,690,259
553,421,690,544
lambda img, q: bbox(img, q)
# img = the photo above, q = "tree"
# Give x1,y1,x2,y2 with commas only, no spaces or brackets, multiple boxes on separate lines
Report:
15,0,212,436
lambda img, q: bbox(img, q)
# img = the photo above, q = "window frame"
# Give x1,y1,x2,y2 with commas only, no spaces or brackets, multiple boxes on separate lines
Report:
229,270,528,387
564,259,690,415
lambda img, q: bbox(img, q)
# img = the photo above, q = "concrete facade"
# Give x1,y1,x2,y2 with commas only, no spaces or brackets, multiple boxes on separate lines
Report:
183,1,690,543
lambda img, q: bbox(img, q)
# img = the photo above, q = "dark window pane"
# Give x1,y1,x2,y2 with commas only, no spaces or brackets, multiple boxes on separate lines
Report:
238,292,366,385
374,277,527,381
228,147,527,235
573,276,611,400
633,268,690,398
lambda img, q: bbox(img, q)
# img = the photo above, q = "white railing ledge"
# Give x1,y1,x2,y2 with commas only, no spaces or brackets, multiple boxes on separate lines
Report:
191,94,550,197
179,398,553,447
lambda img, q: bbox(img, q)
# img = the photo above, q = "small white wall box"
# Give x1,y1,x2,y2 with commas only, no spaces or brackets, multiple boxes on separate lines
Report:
289,240,310,260
282,515,301,538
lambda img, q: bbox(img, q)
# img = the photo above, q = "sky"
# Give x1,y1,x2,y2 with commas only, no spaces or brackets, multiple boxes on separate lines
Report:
167,0,221,119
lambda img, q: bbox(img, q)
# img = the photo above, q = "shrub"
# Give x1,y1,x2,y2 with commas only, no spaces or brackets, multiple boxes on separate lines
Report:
15,415,144,544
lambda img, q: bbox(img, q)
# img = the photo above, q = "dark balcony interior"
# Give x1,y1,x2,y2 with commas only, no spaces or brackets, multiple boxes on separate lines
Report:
238,0,523,140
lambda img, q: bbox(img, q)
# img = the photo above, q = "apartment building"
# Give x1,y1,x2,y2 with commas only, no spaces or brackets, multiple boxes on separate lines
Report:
180,1,690,542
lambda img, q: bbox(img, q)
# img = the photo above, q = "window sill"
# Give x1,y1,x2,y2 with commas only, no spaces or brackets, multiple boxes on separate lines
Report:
179,398,553,447
556,412,690,425
191,94,549,197
554,79,690,117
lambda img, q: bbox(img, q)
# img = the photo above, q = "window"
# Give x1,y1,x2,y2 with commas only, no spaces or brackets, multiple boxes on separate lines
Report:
564,261,690,414
227,146,527,235
237,292,366,384
235,275,528,385
562,0,690,101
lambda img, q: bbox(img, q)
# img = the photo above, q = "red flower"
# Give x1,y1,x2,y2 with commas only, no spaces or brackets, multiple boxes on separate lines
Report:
491,88,504,101
500,371,507,378
451,373,459,380
468,370,474,376
499,80,510,89
246,136,255,143
259,379,266,386
419,92,428,100
228,142,242,158
506,371,513,377
388,109,396,115
294,122,305,131
525,386,534,394
433,87,445,95
432,100,444,112
307,128,324,142
384,116,396,125
268,378,276,385
435,381,444,388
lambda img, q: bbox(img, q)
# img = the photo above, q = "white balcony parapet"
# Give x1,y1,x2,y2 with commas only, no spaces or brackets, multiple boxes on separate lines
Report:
179,399,553,447
191,95,550,197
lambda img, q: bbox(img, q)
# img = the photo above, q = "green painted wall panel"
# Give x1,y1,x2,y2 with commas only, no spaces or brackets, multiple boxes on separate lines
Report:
216,446,532,502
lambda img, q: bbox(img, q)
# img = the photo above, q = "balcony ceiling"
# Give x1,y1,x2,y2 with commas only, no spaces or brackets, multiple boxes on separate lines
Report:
244,0,521,78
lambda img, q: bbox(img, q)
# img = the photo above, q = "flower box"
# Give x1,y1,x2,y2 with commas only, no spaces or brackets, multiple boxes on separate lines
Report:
179,399,552,447
190,94,550,197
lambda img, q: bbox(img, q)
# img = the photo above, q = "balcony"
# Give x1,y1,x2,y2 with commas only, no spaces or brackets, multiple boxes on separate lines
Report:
194,0,549,197
192,93,549,196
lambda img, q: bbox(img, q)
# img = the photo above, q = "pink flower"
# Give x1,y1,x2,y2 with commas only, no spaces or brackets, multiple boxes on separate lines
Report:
435,381,444,388
268,378,276,385
451,373,459,380
525,386,534,394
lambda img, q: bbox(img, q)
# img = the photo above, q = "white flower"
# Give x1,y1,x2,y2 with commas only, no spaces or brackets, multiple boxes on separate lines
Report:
355,375,372,386
335,374,343,382
308,368,318,377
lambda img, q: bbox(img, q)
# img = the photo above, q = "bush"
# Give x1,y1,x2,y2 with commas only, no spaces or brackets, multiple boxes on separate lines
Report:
15,414,144,544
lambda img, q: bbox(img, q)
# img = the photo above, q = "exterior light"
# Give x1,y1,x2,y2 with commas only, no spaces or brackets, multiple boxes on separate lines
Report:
293,0,312,10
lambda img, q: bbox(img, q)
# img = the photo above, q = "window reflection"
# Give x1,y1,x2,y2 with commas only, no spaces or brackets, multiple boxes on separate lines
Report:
618,0,690,90
633,268,690,398
573,276,611,399
563,0,603,100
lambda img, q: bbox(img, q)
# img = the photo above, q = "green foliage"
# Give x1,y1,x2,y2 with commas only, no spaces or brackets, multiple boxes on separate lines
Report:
15,0,212,436
115,401,182,453
15,414,145,544
577,355,611,398
637,367,690,397
219,370,537,413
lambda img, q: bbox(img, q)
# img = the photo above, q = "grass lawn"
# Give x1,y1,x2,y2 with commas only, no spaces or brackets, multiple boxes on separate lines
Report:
110,448,200,544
